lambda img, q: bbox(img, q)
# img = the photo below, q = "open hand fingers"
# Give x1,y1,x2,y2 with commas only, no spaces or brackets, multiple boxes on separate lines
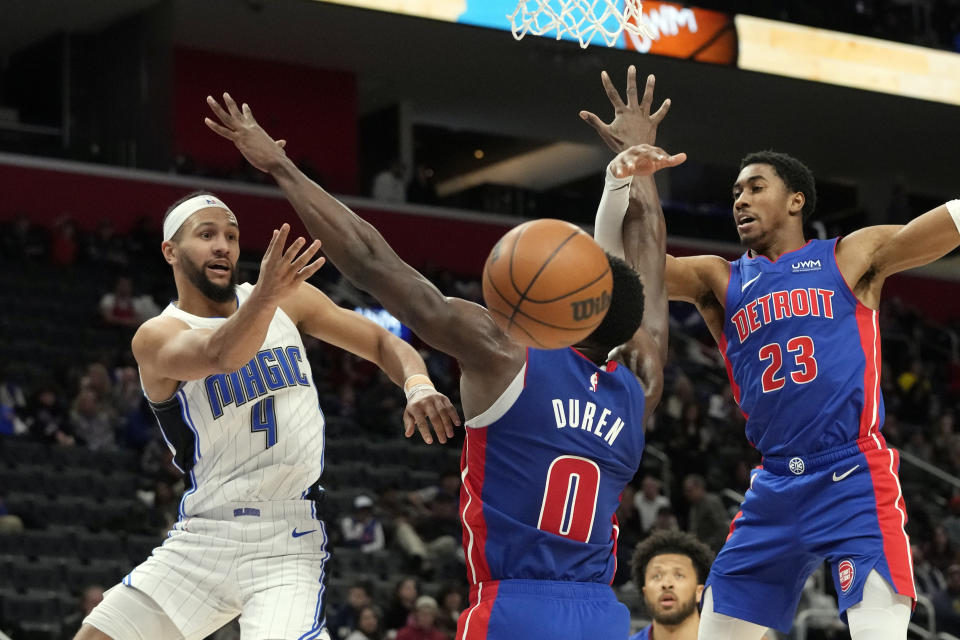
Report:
204,117,236,140
206,95,233,125
663,151,687,167
639,73,655,114
626,66,640,108
297,255,326,281
406,404,435,444
281,236,307,264
600,70,626,110
421,397,454,442
650,97,672,124
241,103,257,123
403,408,416,439
223,92,242,118
291,239,322,271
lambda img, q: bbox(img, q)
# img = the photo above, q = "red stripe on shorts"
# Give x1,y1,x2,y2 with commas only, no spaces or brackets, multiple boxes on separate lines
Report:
861,446,916,599
457,581,500,640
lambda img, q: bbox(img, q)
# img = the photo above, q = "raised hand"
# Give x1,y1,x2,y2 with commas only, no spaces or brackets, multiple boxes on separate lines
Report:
205,92,288,173
580,66,672,152
254,223,325,303
609,144,687,179
403,387,461,445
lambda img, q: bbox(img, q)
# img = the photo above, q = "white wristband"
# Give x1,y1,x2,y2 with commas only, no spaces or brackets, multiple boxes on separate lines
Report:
946,200,960,235
405,384,435,400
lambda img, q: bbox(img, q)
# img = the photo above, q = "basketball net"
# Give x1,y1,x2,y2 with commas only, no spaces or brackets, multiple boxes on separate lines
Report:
507,0,654,49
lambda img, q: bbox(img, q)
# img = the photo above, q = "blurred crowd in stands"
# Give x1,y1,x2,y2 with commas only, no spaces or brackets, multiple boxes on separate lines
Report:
5,210,960,638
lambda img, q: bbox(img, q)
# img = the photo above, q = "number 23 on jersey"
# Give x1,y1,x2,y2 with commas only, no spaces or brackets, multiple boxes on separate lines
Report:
759,336,818,393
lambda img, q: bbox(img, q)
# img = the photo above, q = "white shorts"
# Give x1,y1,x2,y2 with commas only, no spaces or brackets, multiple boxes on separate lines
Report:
85,500,331,640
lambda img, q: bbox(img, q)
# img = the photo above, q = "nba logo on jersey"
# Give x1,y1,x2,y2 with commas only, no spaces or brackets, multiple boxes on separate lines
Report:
838,559,856,593
589,372,599,392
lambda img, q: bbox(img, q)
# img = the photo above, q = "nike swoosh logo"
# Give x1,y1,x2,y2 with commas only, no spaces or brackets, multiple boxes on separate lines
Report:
832,465,860,482
741,273,761,292
292,528,317,538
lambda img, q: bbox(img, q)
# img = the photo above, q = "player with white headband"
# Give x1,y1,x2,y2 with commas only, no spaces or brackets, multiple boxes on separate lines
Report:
77,191,460,640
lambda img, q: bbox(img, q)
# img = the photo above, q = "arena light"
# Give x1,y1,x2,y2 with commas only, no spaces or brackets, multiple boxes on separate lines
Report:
736,14,960,107
315,1,960,105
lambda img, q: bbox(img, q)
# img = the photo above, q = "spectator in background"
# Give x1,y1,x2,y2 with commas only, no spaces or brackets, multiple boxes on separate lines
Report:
100,276,159,328
629,530,715,640
0,497,24,533
929,525,958,572
345,605,382,640
340,494,385,553
330,581,374,640
70,388,116,451
85,219,128,268
934,564,960,636
635,475,672,534
943,496,960,547
651,506,680,533
2,213,48,260
145,479,180,536
914,543,947,596
395,596,447,640
384,577,419,631
898,359,932,419
683,474,729,552
61,585,105,639
24,383,74,446
371,159,407,203
434,584,465,637
50,216,78,267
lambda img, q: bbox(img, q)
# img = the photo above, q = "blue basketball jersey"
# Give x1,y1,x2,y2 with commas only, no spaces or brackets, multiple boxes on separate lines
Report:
459,347,646,584
720,239,884,457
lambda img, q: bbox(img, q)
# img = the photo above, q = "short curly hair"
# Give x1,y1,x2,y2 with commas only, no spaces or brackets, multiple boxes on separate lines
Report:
631,530,715,586
740,150,817,222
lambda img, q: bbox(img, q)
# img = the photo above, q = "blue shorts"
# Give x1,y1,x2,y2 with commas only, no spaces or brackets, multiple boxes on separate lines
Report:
706,435,915,633
456,579,629,640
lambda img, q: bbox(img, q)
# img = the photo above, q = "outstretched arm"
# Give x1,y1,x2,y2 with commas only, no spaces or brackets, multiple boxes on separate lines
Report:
204,93,517,373
584,67,728,342
837,201,960,304
585,67,682,416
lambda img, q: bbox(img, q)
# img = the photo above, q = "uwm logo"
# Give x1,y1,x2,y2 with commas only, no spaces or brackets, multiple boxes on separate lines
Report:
571,291,611,322
792,259,822,273
625,4,698,53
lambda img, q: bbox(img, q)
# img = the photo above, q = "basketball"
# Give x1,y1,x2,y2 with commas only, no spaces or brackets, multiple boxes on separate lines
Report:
482,218,613,350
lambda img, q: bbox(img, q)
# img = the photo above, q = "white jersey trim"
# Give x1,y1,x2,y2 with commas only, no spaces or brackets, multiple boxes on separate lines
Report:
464,364,525,429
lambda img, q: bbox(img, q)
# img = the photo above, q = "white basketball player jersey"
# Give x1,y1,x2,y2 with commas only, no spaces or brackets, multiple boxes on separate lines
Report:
148,283,325,518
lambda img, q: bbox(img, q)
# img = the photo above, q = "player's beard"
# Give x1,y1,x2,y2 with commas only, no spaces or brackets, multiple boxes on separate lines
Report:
181,254,239,303
650,595,698,626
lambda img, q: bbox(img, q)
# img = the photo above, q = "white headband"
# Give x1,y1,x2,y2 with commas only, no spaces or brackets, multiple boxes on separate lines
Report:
163,195,234,241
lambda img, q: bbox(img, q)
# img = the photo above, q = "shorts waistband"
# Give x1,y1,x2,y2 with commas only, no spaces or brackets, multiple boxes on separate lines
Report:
189,498,321,522
761,433,886,476
470,579,615,602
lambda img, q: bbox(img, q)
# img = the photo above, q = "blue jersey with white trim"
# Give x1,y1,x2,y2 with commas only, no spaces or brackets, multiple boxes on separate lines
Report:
460,347,646,584
146,283,326,518
720,238,884,457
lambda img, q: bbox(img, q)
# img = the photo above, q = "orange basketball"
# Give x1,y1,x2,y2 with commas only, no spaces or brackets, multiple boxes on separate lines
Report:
482,218,613,350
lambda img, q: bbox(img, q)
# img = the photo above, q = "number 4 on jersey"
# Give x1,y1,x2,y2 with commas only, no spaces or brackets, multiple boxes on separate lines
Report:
251,396,278,448
759,336,818,393
537,455,600,543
